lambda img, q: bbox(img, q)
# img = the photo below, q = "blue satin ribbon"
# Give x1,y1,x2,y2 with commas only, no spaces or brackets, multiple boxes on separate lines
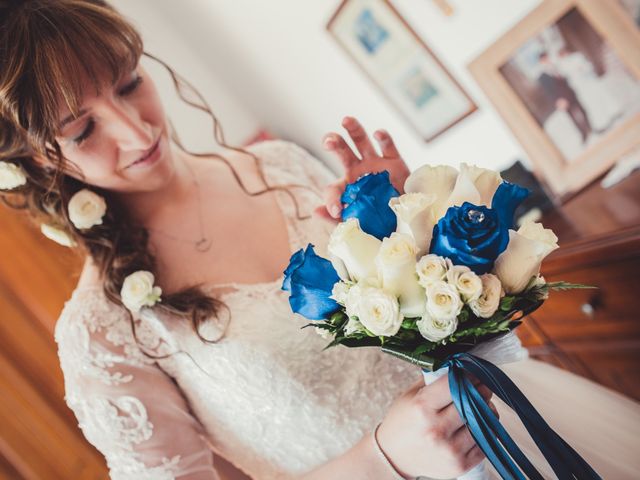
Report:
436,353,602,480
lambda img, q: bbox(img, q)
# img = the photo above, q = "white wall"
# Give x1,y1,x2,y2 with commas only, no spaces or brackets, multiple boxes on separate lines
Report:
109,0,260,152
114,0,543,173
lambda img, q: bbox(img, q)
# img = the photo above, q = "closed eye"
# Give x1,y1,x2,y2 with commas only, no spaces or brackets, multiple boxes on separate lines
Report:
72,75,144,145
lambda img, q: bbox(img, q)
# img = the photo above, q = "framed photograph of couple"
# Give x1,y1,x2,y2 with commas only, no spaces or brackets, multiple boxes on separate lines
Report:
470,0,640,198
327,0,476,142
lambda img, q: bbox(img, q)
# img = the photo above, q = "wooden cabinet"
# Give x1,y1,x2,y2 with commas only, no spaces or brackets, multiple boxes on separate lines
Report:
516,171,640,402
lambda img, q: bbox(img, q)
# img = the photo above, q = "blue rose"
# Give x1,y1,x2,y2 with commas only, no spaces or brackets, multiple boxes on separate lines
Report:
490,181,529,230
341,171,399,240
281,244,341,320
430,182,529,274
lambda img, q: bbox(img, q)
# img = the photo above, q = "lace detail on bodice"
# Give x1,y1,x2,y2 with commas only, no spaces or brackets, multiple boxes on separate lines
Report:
55,140,419,480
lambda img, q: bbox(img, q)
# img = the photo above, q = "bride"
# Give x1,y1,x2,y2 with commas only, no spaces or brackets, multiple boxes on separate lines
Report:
2,1,639,479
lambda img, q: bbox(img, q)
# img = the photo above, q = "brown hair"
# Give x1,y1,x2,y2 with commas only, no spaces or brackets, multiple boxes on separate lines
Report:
0,0,313,354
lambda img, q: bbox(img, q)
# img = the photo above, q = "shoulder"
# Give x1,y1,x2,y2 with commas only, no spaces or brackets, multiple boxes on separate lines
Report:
54,257,130,358
248,139,338,185
247,139,322,168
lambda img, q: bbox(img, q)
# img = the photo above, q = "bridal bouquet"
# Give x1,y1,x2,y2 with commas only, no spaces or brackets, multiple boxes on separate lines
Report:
282,165,600,479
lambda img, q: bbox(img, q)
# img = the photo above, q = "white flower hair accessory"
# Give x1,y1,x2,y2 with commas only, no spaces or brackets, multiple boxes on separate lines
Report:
121,271,162,314
0,161,27,190
40,223,77,248
68,189,107,230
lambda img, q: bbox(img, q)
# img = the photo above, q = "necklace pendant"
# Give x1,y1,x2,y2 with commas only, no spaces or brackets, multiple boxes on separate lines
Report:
195,237,212,252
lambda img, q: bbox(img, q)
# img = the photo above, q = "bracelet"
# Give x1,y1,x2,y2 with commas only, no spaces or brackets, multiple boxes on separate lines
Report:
372,423,411,480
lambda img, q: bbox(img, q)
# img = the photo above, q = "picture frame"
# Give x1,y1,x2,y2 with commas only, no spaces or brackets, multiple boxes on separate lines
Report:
327,0,477,142
469,0,640,199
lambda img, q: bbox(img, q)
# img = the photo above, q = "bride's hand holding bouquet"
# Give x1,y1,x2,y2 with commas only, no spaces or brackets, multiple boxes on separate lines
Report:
286,119,600,479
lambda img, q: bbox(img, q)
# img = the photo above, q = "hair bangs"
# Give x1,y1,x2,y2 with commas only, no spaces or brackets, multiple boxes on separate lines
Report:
7,1,143,154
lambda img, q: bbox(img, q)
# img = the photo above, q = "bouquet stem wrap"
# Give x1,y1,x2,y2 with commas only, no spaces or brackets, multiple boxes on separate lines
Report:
428,353,602,480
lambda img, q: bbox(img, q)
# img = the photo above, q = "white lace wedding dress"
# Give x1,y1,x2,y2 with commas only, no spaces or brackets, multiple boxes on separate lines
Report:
55,140,640,480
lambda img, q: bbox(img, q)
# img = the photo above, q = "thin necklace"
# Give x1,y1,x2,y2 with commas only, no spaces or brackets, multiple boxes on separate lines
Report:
148,162,212,253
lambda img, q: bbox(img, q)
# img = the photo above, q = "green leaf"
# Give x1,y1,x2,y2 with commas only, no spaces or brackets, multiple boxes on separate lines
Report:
545,281,597,291
499,296,516,311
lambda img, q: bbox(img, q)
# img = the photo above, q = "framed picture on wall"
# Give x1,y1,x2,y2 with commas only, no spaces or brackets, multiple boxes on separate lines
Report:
470,0,640,198
327,0,476,142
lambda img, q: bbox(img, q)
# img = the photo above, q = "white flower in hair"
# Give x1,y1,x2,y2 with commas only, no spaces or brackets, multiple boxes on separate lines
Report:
68,189,106,229
0,161,27,190
40,223,77,248
121,271,162,313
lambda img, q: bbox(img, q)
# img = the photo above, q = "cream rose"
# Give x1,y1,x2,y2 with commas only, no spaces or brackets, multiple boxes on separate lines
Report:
375,232,426,317
493,221,559,294
68,189,107,230
425,281,463,321
446,261,482,303
328,218,381,281
389,192,437,256
404,163,502,220
352,285,403,337
40,223,77,248
121,271,162,313
314,327,333,340
344,277,381,319
417,310,458,342
344,317,366,336
0,161,27,190
416,254,448,288
469,273,503,318
330,281,352,305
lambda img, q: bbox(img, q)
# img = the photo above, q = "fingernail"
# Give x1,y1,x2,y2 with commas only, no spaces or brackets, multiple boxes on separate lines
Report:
330,204,341,218
324,139,335,149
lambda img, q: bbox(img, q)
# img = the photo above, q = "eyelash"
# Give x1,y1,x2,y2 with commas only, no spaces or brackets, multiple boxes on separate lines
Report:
73,75,144,145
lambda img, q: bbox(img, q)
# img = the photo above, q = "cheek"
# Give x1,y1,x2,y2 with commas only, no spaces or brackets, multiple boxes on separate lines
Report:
138,78,166,127
59,145,121,187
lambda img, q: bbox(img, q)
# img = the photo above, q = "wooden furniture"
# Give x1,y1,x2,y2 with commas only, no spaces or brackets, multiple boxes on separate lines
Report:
0,206,108,480
516,170,640,401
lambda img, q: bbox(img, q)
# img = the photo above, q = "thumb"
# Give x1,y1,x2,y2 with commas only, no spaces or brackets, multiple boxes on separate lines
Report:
323,179,346,219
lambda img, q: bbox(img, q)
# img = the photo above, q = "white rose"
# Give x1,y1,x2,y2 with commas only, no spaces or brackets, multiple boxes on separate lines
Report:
40,223,77,247
330,281,352,305
416,254,448,288
121,271,162,313
314,327,333,340
493,221,559,294
68,189,107,230
344,317,366,336
328,218,381,281
529,275,549,300
445,260,482,303
389,192,437,256
353,285,403,337
344,277,381,319
404,163,502,220
375,232,426,317
0,161,27,190
469,274,503,318
417,310,458,342
425,281,463,321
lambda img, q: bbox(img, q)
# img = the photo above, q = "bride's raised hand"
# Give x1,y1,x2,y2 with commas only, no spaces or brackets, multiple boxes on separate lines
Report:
315,116,411,222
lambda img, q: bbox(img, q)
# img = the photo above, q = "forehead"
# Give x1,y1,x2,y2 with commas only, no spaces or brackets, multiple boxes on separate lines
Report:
56,65,138,128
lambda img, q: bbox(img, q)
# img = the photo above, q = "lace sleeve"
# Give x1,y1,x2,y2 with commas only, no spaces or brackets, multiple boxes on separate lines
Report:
54,289,220,480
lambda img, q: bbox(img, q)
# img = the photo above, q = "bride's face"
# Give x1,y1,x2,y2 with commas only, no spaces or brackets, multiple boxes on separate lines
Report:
54,64,174,193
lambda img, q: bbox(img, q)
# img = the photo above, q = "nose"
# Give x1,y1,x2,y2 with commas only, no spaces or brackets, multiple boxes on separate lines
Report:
106,100,154,151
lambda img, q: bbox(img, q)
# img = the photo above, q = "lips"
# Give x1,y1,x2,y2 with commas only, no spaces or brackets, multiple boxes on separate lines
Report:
125,137,161,169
